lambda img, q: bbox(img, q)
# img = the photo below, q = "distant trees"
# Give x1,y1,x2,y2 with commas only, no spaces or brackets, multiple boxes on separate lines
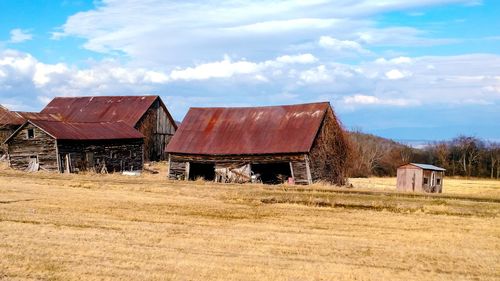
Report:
347,131,500,179
348,130,407,177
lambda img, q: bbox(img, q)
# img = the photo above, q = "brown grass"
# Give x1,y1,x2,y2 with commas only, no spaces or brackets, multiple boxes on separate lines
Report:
0,165,499,280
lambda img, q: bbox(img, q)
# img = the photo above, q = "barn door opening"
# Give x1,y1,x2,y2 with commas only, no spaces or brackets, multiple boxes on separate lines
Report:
251,162,292,184
189,162,215,181
26,155,39,172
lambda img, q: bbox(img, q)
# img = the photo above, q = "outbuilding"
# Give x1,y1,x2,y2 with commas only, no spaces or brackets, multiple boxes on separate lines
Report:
166,102,349,185
4,119,144,173
397,163,445,193
40,96,177,161
2,95,177,173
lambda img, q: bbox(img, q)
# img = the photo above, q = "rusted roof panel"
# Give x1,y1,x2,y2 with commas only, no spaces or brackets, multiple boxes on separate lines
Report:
0,105,25,125
167,102,330,155
41,96,158,126
15,111,62,122
30,120,144,140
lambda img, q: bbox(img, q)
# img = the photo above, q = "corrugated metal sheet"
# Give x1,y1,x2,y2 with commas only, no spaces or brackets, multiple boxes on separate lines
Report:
31,120,144,140
166,102,330,155
0,105,25,125
409,163,446,171
15,111,62,122
41,96,158,126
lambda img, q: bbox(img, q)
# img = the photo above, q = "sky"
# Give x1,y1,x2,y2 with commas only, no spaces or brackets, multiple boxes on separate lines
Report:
0,0,499,143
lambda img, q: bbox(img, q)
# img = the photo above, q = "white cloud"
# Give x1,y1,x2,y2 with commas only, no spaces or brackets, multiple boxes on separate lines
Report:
299,65,331,83
53,0,473,66
1,49,500,115
275,54,318,64
9,29,33,43
170,57,260,81
385,69,412,80
343,94,419,106
318,36,370,54
375,56,413,64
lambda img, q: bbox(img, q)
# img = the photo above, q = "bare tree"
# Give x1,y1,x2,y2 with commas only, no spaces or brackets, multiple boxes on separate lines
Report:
454,136,482,179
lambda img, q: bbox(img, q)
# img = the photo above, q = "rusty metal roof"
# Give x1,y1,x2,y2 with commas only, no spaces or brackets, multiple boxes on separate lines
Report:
166,102,330,155
40,96,159,126
15,111,62,122
29,120,144,140
0,105,25,126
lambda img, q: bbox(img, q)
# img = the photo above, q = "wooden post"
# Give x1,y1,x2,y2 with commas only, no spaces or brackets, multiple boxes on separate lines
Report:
65,154,71,173
304,155,312,185
289,162,295,182
167,155,171,179
55,140,61,173
185,162,190,181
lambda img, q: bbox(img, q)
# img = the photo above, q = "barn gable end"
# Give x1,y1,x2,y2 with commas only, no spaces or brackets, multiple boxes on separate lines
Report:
6,122,58,171
308,106,349,184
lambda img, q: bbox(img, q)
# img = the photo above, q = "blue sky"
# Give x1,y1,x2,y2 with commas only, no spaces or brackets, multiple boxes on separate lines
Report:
0,0,499,142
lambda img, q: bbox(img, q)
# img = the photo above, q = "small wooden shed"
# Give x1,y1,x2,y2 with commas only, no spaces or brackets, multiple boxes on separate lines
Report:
397,163,445,193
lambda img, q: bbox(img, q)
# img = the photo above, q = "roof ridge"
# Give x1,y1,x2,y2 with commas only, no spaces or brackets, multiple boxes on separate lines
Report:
52,95,159,99
189,101,330,110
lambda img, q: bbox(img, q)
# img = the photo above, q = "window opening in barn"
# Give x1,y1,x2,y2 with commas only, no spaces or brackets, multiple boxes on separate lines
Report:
189,162,215,181
251,163,292,184
436,178,441,185
423,177,429,185
27,128,35,139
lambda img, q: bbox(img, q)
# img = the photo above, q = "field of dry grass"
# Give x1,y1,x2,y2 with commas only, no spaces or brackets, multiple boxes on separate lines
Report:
0,165,499,280
349,177,500,197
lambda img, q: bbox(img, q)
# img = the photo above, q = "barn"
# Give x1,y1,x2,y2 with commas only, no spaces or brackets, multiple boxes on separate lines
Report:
397,163,445,193
4,119,143,173
3,95,177,173
40,96,177,161
166,102,349,185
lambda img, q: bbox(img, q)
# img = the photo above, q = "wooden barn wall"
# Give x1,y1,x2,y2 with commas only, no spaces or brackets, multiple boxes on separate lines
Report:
136,99,176,162
1,125,20,155
308,107,349,185
168,153,310,183
6,124,58,171
57,139,143,173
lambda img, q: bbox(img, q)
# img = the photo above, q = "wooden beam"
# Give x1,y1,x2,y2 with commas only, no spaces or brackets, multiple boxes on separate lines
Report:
305,155,312,185
185,162,190,181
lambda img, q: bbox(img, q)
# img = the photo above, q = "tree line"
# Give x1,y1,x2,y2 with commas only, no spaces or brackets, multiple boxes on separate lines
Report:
347,131,500,179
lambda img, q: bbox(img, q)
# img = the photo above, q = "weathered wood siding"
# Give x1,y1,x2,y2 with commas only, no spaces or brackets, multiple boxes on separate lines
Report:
7,124,58,171
1,125,20,155
308,107,349,185
136,98,176,162
291,159,311,184
396,166,423,192
57,140,144,173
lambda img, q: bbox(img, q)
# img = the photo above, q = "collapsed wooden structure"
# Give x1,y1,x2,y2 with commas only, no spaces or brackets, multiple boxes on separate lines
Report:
2,96,176,173
166,102,349,185
397,163,445,193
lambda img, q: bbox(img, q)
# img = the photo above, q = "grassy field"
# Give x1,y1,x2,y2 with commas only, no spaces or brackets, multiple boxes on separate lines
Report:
0,166,499,280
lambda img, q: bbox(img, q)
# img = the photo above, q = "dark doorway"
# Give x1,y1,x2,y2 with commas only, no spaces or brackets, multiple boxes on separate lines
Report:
251,162,292,184
189,162,215,181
